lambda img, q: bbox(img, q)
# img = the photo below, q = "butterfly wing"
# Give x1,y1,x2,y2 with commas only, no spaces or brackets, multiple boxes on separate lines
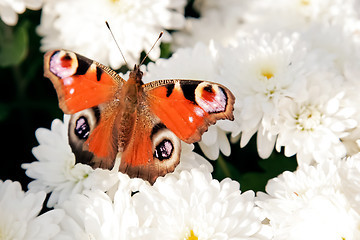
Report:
68,104,120,169
68,89,181,184
65,66,182,184
118,95,181,184
44,50,126,168
143,79,235,143
44,50,125,114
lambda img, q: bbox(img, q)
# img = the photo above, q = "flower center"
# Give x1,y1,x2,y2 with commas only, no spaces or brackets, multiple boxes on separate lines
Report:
296,105,322,131
107,0,133,14
186,230,198,240
300,0,310,5
258,65,277,99
261,69,274,80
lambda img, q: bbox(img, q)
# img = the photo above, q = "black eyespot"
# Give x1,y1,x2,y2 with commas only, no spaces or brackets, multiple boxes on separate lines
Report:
203,84,213,93
74,116,90,139
62,54,72,61
154,139,173,160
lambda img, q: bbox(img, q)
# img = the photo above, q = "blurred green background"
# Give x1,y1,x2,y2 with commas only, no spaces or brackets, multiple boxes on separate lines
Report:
0,10,63,189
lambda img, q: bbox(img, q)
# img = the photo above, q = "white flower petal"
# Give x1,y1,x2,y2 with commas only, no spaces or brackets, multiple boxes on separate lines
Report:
257,160,360,239
38,0,186,68
133,168,270,239
0,0,42,26
23,117,119,207
0,180,64,240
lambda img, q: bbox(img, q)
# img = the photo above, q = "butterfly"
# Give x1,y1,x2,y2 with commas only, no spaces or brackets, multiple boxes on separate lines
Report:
44,50,235,184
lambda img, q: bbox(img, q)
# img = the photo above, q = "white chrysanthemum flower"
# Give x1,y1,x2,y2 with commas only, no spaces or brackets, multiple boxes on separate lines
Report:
341,127,360,156
242,0,359,34
172,14,243,49
38,0,186,69
338,153,360,216
219,33,310,158
274,73,357,165
0,0,42,26
54,173,140,240
341,109,360,156
256,161,360,240
144,42,235,160
193,0,246,19
132,168,271,240
303,24,355,59
173,0,247,49
143,41,220,81
273,24,360,160
0,180,64,239
22,116,119,207
327,29,360,155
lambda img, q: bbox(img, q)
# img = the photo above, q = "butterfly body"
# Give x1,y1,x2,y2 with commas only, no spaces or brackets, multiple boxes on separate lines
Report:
44,50,235,184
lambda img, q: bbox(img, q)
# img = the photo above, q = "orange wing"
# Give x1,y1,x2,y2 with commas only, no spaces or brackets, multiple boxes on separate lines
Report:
44,50,124,114
144,79,235,143
118,107,181,184
68,107,118,169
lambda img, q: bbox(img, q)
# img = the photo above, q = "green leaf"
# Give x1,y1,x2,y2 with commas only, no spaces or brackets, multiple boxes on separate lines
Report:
240,152,297,192
160,42,172,59
212,154,243,183
0,22,29,67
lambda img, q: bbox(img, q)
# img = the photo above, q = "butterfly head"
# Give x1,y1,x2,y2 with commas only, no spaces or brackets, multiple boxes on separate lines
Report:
129,65,144,85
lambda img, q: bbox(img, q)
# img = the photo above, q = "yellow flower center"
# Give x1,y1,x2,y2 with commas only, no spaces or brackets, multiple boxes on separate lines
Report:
300,0,310,5
296,105,322,131
186,230,198,240
261,69,274,80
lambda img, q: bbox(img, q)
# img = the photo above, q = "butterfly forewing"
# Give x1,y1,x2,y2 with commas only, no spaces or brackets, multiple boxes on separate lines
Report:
143,79,235,143
44,50,125,114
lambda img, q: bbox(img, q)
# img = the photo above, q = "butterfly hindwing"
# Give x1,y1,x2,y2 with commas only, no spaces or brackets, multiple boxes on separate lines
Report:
68,106,181,184
144,79,235,143
68,106,118,169
118,95,181,184
44,50,125,114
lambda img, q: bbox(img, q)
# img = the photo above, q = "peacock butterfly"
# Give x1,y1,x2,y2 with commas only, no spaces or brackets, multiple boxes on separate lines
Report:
44,50,235,184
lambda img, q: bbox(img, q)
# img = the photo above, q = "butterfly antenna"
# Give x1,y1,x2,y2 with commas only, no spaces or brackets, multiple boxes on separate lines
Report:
139,31,163,66
105,21,128,67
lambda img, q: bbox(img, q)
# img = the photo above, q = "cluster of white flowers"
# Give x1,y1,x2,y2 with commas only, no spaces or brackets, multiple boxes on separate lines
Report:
0,180,63,239
21,117,269,239
3,0,360,239
37,0,187,69
51,168,269,240
257,156,360,239
170,0,360,165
